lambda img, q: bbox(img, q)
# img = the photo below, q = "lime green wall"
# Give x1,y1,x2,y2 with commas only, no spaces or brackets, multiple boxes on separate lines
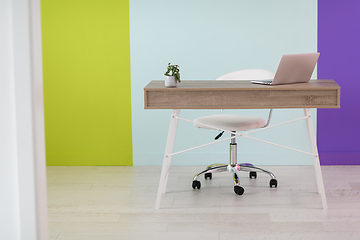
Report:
41,0,132,166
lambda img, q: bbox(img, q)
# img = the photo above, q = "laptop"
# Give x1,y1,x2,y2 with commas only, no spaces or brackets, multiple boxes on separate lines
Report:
251,53,320,85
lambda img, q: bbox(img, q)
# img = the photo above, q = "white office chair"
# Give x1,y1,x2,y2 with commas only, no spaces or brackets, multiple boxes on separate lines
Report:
192,69,278,195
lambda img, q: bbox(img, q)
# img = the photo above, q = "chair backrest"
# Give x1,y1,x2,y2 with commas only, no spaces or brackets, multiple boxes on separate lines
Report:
216,69,275,81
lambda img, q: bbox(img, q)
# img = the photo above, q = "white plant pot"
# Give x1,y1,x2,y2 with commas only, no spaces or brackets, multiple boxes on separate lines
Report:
165,76,177,87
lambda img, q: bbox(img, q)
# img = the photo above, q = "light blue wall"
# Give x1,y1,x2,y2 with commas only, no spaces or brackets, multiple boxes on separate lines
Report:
130,0,317,166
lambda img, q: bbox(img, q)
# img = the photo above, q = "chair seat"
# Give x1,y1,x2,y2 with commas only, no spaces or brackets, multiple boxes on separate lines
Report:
193,114,266,131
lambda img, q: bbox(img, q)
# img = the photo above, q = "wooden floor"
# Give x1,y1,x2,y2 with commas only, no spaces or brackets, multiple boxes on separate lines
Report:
47,165,360,240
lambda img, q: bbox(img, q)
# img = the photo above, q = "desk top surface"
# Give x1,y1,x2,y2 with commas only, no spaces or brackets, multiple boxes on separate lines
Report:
144,79,339,91
144,79,340,109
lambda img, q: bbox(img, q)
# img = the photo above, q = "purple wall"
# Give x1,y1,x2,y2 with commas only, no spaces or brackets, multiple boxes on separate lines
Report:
318,1,360,165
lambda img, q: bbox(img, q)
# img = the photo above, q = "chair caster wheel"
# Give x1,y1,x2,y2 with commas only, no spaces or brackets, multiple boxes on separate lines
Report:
269,179,278,188
204,173,212,180
249,171,257,179
234,185,244,195
192,180,201,189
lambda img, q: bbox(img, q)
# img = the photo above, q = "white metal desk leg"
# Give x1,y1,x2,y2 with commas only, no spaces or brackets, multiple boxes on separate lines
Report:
155,109,180,209
304,108,328,209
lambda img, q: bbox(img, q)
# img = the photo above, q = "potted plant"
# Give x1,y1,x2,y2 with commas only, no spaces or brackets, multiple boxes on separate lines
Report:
164,63,180,87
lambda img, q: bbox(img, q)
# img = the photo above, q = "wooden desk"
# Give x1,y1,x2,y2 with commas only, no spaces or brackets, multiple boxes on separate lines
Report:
144,79,340,109
144,79,340,210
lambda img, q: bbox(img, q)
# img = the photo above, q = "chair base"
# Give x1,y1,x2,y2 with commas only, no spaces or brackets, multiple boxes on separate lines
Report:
192,132,277,195
192,163,277,194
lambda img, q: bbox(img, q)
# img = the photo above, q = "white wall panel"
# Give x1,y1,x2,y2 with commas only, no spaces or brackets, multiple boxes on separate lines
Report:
0,0,48,239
